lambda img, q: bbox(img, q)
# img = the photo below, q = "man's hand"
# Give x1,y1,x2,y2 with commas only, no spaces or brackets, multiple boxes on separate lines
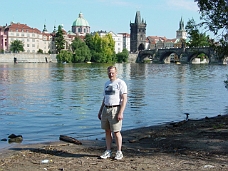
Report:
117,112,123,121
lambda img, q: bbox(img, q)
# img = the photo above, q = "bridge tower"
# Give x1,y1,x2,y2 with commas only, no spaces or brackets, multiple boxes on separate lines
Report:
130,11,147,53
176,17,187,39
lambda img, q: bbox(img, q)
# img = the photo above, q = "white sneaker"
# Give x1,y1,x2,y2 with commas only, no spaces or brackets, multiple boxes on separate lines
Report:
114,151,123,160
100,150,112,159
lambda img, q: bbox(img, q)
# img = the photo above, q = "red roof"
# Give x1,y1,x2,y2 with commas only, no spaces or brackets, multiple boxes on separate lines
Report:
6,22,41,34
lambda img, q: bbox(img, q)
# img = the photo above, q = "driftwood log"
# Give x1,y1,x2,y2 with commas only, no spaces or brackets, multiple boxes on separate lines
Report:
59,135,82,145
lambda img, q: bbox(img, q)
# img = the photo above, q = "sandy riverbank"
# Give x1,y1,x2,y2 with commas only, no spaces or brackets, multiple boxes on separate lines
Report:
0,114,228,171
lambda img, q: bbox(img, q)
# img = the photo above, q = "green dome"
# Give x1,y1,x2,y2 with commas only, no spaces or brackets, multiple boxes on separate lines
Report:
72,12,89,27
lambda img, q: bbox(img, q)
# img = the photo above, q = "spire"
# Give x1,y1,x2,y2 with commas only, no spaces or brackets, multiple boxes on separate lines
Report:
179,17,185,31
53,25,56,33
135,11,141,24
43,24,47,32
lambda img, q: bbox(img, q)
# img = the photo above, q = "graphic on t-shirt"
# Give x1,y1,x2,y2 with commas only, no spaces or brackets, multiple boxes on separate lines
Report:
105,84,115,95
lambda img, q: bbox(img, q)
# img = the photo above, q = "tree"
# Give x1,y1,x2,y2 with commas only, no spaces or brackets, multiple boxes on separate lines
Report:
55,25,65,54
84,33,95,51
116,48,129,63
37,49,43,54
194,0,228,35
89,33,116,63
194,0,228,55
10,40,24,53
91,33,103,62
56,50,73,63
101,33,116,63
185,18,211,48
71,37,91,63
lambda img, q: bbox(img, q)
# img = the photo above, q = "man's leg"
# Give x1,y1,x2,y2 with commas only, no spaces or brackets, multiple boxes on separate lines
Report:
114,131,122,151
105,129,112,150
100,129,113,159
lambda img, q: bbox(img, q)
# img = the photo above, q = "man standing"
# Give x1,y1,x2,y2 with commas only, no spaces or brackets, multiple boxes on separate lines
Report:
98,66,127,160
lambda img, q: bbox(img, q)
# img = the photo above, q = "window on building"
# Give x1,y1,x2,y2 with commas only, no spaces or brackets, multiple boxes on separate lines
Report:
27,34,30,37
27,50,30,53
27,44,29,47
32,44,35,47
32,34,35,37
27,39,29,42
16,33,19,36
78,28,81,32
32,39,35,42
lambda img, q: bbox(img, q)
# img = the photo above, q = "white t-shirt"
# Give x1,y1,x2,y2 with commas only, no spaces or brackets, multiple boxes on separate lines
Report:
103,78,127,106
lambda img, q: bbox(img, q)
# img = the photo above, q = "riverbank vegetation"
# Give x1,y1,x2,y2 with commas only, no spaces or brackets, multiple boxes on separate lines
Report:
10,40,24,53
55,26,128,64
193,0,228,58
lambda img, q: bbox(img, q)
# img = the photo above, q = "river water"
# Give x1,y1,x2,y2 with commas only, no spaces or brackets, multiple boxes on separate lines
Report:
0,63,228,149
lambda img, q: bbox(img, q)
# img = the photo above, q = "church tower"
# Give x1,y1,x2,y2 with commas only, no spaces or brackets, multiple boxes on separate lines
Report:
176,17,187,39
130,11,147,52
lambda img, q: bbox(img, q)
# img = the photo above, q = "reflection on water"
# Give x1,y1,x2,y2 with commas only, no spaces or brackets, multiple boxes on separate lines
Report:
0,63,227,148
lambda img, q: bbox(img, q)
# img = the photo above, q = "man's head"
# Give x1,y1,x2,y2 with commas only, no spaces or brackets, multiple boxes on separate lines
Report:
107,66,117,81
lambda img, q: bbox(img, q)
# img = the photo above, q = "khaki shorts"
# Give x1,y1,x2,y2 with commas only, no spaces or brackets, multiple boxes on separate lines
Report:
101,106,122,132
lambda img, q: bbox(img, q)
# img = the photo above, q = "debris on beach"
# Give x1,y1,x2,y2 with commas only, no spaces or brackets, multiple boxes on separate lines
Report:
59,135,82,145
8,134,23,143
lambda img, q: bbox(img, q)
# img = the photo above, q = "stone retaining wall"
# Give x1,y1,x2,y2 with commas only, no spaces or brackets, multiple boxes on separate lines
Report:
0,53,137,63
128,53,137,63
0,53,57,63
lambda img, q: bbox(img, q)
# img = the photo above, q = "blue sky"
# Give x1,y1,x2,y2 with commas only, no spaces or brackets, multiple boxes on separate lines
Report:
1,0,207,39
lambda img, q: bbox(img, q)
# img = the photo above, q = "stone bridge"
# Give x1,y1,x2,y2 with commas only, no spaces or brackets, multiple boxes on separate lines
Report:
136,47,226,64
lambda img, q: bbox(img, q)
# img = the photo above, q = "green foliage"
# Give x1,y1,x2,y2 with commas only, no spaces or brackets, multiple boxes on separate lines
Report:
185,18,211,48
198,53,207,61
88,33,116,63
194,0,228,56
71,37,91,63
194,0,228,35
84,34,95,51
37,49,43,54
10,40,24,53
55,32,117,63
0,49,4,53
55,25,65,54
116,48,129,63
56,50,73,63
102,34,116,63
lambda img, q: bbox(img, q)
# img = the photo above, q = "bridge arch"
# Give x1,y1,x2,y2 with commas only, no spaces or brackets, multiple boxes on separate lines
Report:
136,47,219,64
160,51,181,63
187,51,210,64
